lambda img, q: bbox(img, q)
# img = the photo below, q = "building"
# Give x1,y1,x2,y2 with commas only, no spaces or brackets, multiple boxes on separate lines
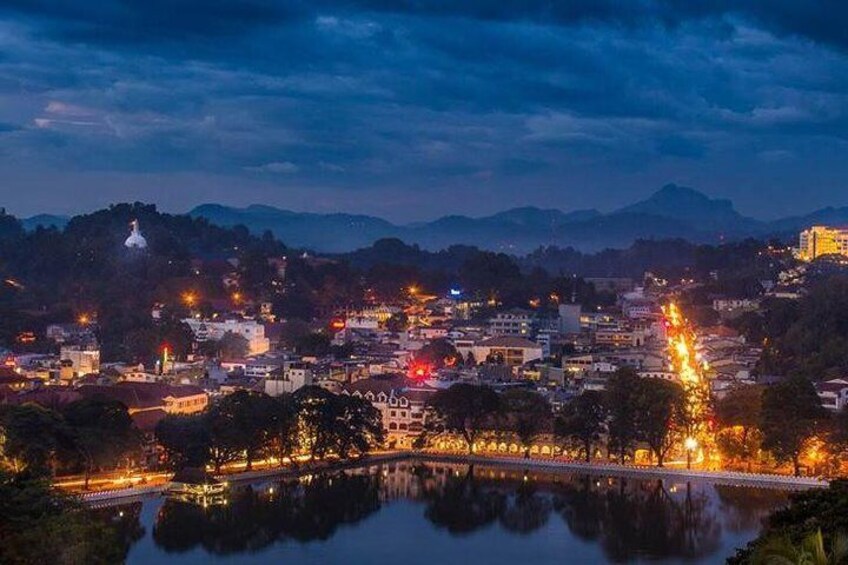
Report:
594,328,646,348
78,382,208,431
558,304,581,334
472,336,543,367
340,374,435,448
124,219,148,249
46,323,94,345
59,343,100,378
798,226,848,261
183,318,270,355
264,364,314,396
816,378,848,411
488,310,533,337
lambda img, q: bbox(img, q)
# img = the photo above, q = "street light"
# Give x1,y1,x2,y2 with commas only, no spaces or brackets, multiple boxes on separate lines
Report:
684,437,698,470
182,291,198,308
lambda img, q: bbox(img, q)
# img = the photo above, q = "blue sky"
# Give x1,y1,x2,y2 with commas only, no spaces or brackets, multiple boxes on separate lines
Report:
1,1,847,221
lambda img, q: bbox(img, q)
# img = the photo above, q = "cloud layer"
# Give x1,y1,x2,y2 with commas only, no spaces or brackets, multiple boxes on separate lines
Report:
1,0,847,220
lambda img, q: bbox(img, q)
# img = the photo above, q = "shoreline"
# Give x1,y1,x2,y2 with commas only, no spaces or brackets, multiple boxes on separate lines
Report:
78,450,826,504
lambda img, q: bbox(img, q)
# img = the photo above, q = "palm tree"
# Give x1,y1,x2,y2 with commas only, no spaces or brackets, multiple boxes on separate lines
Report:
752,530,848,565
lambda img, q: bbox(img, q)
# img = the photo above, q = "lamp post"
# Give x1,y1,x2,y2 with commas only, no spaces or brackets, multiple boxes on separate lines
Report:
684,436,698,470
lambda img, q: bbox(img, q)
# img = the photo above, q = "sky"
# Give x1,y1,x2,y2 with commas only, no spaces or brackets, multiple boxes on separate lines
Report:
1,1,847,222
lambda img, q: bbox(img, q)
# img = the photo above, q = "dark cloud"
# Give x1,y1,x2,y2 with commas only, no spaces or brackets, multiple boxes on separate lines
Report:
0,1,846,220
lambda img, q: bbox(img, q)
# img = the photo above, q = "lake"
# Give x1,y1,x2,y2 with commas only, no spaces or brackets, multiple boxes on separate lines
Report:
96,460,792,564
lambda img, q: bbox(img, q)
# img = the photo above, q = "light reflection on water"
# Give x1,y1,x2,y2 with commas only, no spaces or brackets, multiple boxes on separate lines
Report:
95,462,791,564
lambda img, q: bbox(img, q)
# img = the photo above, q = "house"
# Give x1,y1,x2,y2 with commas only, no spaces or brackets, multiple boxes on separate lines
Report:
264,364,314,396
594,328,646,348
472,336,543,367
77,382,209,431
816,379,848,411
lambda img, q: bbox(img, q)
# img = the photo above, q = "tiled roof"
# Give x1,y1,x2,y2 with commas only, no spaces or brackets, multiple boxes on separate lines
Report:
476,336,540,349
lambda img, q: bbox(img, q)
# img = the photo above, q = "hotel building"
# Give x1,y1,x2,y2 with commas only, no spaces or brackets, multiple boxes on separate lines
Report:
798,226,848,261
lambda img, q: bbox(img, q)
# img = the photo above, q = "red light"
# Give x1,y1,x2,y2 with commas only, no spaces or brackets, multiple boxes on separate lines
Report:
409,362,432,381
329,318,346,331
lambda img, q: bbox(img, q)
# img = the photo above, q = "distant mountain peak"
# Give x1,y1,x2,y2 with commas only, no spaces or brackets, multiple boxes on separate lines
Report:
614,183,751,234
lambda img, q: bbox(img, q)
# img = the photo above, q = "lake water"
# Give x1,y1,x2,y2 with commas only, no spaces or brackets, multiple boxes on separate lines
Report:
97,461,792,564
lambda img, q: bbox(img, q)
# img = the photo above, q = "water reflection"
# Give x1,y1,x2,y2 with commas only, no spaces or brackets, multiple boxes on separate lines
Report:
153,472,381,554
110,462,789,564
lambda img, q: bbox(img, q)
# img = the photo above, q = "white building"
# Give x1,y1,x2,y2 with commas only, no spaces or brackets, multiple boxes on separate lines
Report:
124,219,148,249
488,310,533,337
183,318,270,356
816,378,848,411
341,375,435,449
472,336,543,367
264,365,314,396
59,344,100,378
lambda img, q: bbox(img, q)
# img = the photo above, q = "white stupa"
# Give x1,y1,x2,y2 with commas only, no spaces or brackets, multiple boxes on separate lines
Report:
124,219,148,249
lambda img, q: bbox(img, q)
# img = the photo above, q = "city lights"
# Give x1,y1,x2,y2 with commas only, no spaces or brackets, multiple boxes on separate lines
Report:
663,302,712,468
181,291,198,308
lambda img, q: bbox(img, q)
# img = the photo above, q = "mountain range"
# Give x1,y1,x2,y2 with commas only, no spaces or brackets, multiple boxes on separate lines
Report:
22,184,848,253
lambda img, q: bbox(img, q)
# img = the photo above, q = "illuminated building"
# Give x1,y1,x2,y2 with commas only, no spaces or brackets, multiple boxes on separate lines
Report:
473,336,543,367
59,343,100,378
341,375,436,448
124,219,148,249
183,317,270,356
488,309,533,337
798,226,848,260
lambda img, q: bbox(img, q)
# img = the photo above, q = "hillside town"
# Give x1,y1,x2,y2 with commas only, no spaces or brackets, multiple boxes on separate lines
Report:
2,218,848,484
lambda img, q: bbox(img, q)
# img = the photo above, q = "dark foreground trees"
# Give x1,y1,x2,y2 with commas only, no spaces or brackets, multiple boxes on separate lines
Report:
500,389,552,457
425,383,502,453
155,387,385,471
0,472,131,564
730,479,848,564
555,390,606,462
62,397,141,489
760,377,827,477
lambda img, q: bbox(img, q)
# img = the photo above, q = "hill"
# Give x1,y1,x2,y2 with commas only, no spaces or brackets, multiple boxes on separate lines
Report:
191,184,819,252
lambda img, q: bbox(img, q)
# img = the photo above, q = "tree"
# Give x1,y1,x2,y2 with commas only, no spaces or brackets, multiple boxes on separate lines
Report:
0,403,69,478
715,385,764,469
751,530,848,565
415,339,463,369
205,391,275,471
555,391,607,462
333,394,385,458
731,480,848,564
217,331,249,360
832,408,848,457
500,389,552,457
760,377,826,476
62,397,140,489
267,394,299,467
295,333,332,357
154,414,210,470
605,368,642,464
385,312,408,333
293,386,339,460
635,378,686,467
426,384,501,453
0,472,131,565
